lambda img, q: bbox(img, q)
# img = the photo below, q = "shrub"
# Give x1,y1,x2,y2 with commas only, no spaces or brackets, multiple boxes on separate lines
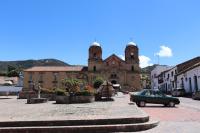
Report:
41,88,55,94
55,88,68,96
93,77,104,89
84,85,95,93
62,78,81,93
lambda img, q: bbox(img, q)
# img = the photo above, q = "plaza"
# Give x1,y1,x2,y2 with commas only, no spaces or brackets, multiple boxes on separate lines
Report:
0,93,158,132
1,92,200,132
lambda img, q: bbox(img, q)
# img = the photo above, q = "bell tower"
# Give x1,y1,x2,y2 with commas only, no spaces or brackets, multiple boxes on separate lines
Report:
88,42,103,72
125,42,139,64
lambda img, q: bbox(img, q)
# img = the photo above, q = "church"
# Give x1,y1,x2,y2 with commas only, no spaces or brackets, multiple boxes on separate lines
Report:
23,41,141,92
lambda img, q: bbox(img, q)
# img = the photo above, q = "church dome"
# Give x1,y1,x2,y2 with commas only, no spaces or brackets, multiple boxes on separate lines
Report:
91,41,101,47
127,41,137,46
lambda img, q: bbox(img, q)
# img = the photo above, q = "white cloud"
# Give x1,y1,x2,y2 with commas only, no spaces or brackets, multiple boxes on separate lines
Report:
155,45,173,57
139,55,153,68
119,55,152,68
119,55,125,60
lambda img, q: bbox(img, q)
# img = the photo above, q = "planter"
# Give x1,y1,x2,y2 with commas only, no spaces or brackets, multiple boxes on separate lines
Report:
56,95,95,104
27,98,48,104
56,96,70,104
70,96,95,103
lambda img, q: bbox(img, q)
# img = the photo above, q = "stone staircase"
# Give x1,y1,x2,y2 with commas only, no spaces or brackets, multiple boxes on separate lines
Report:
0,117,158,133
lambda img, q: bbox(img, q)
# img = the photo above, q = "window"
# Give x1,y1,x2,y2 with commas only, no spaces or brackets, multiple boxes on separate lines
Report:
131,66,134,71
111,74,117,78
93,53,97,58
181,78,184,89
29,73,33,83
39,73,44,83
144,90,151,96
93,66,96,72
171,71,174,77
53,72,58,81
112,61,115,65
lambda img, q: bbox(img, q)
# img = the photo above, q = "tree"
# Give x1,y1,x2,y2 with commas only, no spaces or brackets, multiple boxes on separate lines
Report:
7,65,16,72
7,70,19,77
7,65,19,77
93,77,104,89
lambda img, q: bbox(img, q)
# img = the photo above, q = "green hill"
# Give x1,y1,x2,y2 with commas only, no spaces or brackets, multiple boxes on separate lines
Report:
0,59,69,74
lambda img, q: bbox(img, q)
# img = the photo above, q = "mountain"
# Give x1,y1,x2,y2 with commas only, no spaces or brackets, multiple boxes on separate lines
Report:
0,59,69,73
141,64,158,74
141,64,169,74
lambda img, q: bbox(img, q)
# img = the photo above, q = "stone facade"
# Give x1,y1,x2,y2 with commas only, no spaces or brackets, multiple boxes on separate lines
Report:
23,42,141,92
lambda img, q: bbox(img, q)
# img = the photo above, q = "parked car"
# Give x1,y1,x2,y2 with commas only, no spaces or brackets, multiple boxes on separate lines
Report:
171,88,185,97
130,89,180,107
192,91,200,100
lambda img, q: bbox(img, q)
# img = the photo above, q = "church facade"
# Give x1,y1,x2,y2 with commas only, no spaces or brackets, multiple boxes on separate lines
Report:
23,42,141,92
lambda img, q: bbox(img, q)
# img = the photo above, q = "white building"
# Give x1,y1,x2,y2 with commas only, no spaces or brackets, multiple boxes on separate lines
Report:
151,65,172,89
177,63,200,93
158,67,177,93
152,56,200,94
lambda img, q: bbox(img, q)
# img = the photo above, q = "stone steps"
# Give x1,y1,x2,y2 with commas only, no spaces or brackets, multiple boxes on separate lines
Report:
0,117,158,133
0,117,149,127
0,120,158,133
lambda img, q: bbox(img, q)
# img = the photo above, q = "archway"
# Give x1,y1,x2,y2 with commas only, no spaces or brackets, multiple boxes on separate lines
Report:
111,80,117,84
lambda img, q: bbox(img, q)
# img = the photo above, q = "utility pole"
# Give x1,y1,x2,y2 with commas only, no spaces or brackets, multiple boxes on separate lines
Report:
157,55,160,65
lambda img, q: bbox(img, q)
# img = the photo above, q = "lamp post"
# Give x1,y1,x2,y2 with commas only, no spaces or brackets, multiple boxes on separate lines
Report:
38,83,41,99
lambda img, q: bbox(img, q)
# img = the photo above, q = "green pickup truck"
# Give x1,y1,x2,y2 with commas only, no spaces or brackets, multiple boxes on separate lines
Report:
130,89,180,107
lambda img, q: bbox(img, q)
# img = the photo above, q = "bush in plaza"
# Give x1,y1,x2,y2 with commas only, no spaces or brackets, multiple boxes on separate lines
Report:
41,88,55,94
74,85,95,96
55,88,68,96
62,78,81,94
93,77,104,89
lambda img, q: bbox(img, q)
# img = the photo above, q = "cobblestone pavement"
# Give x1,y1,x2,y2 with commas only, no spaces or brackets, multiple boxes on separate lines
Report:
0,93,146,121
138,97,200,133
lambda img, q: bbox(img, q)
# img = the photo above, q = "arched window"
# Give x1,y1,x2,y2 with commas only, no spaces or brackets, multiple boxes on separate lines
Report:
93,66,96,72
131,66,134,71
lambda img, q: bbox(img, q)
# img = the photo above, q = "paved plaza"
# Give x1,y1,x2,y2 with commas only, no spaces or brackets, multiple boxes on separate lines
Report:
0,93,147,122
1,93,200,132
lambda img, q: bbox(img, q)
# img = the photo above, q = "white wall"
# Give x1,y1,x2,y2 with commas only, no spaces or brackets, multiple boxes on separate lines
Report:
177,65,200,93
151,66,171,89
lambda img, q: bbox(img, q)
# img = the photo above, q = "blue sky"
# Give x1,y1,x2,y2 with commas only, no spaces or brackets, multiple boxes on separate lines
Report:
0,0,200,67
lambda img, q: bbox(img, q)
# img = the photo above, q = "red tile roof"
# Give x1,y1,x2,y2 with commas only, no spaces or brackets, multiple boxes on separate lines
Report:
24,66,85,72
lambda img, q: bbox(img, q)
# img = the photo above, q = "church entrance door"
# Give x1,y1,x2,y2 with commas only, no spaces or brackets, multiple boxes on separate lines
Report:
111,80,117,84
